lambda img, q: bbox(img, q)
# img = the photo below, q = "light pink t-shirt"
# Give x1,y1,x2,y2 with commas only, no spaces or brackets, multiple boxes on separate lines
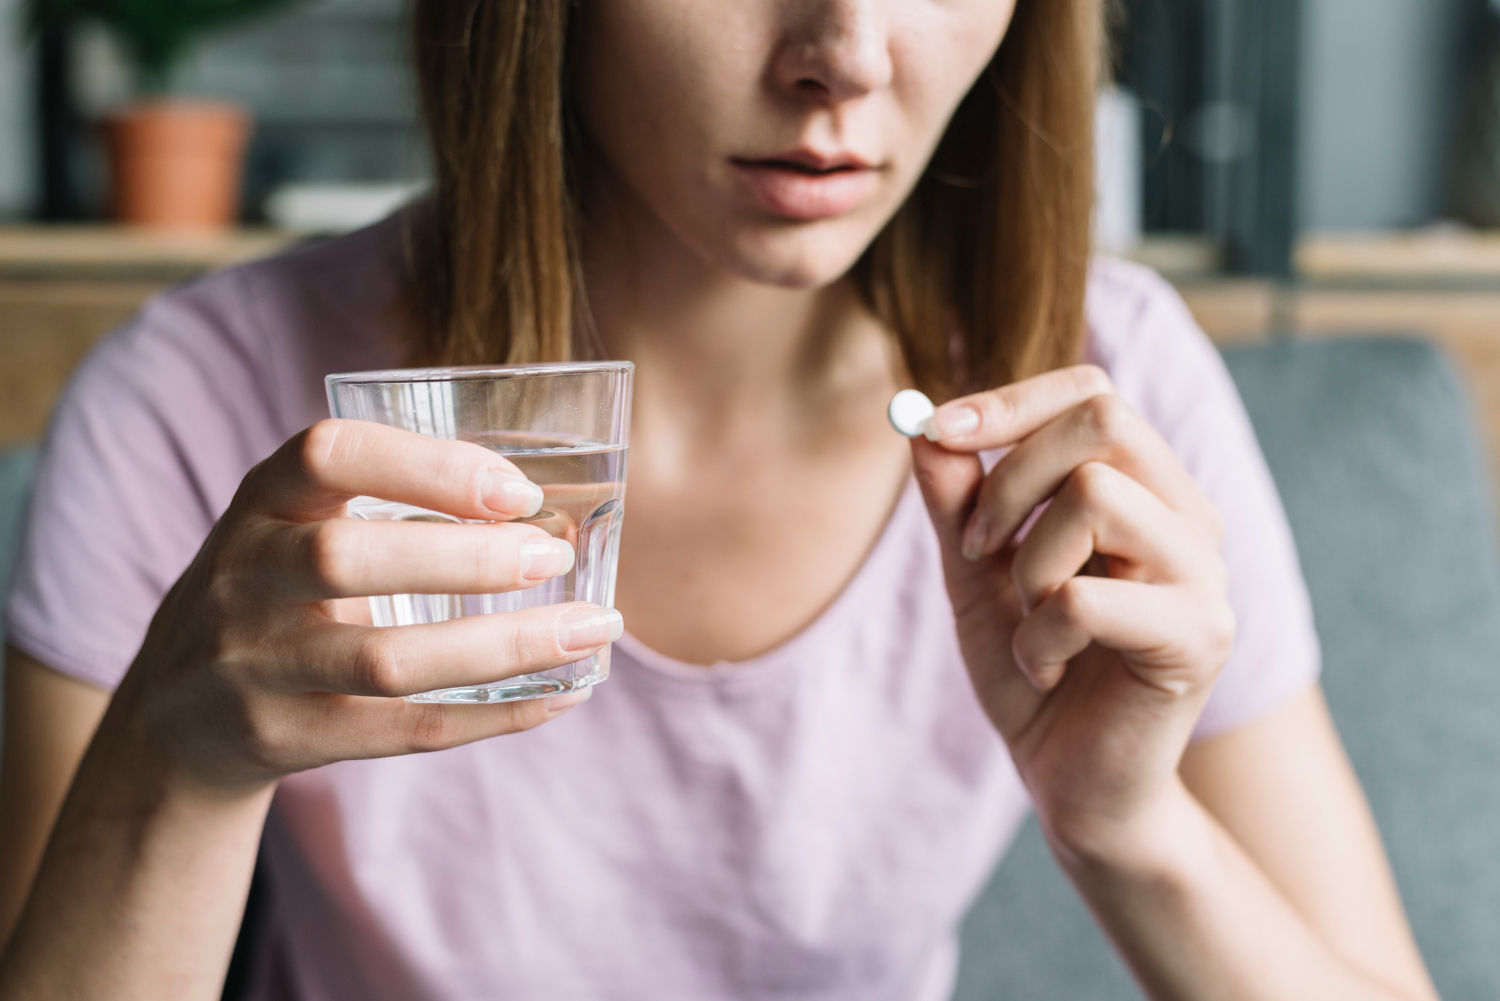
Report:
5,217,1319,1001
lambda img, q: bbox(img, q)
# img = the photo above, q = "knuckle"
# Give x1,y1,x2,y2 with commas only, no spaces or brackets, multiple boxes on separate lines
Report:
1052,576,1095,625
298,419,347,483
1203,600,1238,666
1067,461,1116,509
1008,550,1040,599
237,708,288,771
195,565,265,640
198,520,270,610
202,560,243,612
503,616,553,667
306,519,365,593
236,454,276,502
1080,392,1134,446
1072,364,1115,398
474,526,525,585
461,454,495,511
430,440,490,510
352,630,408,697
406,704,455,753
473,531,500,585
982,388,1020,430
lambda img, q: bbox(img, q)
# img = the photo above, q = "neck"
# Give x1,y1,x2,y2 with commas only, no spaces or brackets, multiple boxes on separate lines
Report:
580,165,898,438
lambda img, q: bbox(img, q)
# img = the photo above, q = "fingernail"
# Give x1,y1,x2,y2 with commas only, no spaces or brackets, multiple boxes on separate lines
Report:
962,514,990,561
482,471,544,518
546,686,594,715
519,537,575,580
557,605,624,652
926,403,980,441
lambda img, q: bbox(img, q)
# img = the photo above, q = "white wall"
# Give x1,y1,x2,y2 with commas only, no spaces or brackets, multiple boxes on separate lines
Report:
0,0,34,219
1298,0,1476,230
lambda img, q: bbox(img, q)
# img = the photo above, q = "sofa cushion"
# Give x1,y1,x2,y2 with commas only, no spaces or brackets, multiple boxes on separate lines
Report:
0,446,38,652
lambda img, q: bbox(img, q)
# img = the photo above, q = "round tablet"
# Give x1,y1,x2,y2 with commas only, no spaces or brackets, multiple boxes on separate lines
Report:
887,388,935,438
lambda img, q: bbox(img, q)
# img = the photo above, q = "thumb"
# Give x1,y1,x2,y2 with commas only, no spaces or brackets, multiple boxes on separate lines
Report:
912,436,1043,738
911,436,983,564
911,436,1007,614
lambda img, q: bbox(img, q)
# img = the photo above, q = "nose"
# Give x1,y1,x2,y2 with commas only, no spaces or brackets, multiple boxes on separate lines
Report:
772,0,894,104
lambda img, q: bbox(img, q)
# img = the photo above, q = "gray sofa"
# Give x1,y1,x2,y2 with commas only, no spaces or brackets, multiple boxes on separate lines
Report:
0,447,36,659
2,338,1497,998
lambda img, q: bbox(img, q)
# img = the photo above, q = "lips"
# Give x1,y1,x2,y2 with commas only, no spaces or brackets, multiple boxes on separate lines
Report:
729,150,880,221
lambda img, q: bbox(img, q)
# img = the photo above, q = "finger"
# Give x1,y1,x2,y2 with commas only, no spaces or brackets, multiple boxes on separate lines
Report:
376,685,597,752
275,601,623,698
328,596,374,624
965,393,1211,559
912,435,1046,733
1010,462,1207,613
263,518,574,601
1011,577,1232,694
911,435,987,573
280,684,597,766
243,419,544,523
922,365,1113,449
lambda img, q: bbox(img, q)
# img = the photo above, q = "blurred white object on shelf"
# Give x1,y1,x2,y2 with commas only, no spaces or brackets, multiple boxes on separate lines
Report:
1094,86,1143,255
264,182,426,233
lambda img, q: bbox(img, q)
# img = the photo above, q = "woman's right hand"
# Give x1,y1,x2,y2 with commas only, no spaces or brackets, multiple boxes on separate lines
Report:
110,418,621,793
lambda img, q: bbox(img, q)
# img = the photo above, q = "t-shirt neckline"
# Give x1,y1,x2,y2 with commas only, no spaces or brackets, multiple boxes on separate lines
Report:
613,474,923,689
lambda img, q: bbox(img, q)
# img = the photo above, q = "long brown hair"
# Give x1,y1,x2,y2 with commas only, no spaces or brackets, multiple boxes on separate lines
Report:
409,0,1101,398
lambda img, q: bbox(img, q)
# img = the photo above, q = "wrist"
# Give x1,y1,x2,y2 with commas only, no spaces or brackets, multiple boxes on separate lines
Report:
89,671,280,813
1040,778,1216,884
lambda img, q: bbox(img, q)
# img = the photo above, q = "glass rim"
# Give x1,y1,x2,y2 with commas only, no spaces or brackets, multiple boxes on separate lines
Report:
325,360,634,387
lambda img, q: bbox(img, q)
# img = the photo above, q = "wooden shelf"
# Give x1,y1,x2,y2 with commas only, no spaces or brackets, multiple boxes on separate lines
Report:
1298,229,1500,285
0,226,306,282
5,226,1498,286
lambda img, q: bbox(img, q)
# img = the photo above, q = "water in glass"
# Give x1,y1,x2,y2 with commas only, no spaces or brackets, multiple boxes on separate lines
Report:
346,434,627,703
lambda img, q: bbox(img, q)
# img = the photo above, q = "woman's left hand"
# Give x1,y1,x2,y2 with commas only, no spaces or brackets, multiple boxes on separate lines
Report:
912,365,1236,858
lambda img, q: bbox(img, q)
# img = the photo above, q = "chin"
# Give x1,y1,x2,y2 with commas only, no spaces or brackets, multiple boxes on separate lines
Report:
714,223,878,289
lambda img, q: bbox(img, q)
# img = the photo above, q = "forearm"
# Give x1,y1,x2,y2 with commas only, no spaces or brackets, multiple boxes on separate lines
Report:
0,689,274,1001
0,650,111,949
1048,781,1429,1001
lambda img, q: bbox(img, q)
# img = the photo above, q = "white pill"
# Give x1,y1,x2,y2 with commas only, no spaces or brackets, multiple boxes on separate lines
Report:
887,388,936,438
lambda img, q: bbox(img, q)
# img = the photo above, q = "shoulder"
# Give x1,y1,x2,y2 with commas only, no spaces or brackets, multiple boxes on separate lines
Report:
1081,256,1238,458
1083,256,1216,387
70,214,408,439
213,211,409,354
145,212,408,372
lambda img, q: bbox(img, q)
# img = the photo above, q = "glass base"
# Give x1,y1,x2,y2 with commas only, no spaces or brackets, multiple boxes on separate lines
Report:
406,660,607,704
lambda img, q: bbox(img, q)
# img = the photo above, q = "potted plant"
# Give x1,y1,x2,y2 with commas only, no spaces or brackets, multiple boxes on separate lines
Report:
32,0,302,229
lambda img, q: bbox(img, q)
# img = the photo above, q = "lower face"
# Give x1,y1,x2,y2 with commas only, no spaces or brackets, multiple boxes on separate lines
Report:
571,0,1018,289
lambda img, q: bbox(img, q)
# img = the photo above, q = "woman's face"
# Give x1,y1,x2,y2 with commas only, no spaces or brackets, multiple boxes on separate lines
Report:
573,0,1017,288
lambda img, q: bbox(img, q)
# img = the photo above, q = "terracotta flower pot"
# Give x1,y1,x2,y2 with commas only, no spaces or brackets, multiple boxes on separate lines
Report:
103,100,253,230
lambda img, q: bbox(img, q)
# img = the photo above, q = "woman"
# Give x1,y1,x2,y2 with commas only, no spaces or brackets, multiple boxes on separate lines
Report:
0,0,1438,998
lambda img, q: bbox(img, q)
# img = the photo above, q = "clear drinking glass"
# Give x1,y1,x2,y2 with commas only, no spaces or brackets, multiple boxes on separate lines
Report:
325,362,633,704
